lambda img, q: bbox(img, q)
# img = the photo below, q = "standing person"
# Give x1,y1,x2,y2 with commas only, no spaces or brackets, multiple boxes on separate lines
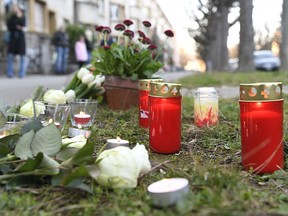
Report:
51,26,69,74
75,35,88,69
84,29,94,64
6,4,26,78
84,36,93,64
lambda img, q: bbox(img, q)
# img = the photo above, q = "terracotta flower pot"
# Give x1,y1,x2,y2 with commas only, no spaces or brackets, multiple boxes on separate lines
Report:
103,76,139,110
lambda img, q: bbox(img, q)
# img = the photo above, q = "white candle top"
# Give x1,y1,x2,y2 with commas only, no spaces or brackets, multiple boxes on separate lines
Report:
107,138,129,145
147,178,189,193
74,113,91,118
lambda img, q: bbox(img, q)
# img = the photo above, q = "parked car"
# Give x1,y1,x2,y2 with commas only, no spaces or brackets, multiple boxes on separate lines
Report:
228,50,280,72
254,50,280,71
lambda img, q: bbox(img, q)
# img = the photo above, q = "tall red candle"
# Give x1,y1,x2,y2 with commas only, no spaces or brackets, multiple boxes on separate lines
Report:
149,82,182,154
239,82,284,174
138,79,163,128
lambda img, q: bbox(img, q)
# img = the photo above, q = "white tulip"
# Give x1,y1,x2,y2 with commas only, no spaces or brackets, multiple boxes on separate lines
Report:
95,75,105,83
81,74,94,85
131,144,151,175
96,147,139,188
19,100,45,117
88,79,101,89
95,87,105,96
65,90,76,103
77,67,90,79
43,89,66,104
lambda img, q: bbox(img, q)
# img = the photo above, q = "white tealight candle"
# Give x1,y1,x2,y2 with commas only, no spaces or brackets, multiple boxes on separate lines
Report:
68,127,91,138
147,178,189,207
106,137,129,149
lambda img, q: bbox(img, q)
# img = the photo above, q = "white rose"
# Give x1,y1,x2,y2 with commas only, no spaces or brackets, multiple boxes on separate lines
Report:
95,75,105,84
62,135,87,148
19,100,45,117
81,74,94,85
96,147,139,188
77,67,90,79
43,90,66,104
131,144,151,175
65,90,76,103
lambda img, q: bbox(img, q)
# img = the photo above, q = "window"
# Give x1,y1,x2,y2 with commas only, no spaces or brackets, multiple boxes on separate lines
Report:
98,0,104,14
110,4,119,21
34,1,45,32
129,0,137,6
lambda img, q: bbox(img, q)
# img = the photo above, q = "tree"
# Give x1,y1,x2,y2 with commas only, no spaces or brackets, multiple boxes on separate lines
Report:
238,0,254,71
280,0,288,71
187,0,238,72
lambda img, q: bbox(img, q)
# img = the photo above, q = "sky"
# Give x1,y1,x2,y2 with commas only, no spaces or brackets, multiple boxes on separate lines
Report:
157,0,283,53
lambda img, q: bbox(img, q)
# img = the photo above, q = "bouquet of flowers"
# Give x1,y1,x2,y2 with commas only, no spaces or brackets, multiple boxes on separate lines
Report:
63,65,105,100
92,19,174,80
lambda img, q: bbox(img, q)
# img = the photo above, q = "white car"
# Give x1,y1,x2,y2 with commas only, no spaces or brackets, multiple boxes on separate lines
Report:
254,50,281,71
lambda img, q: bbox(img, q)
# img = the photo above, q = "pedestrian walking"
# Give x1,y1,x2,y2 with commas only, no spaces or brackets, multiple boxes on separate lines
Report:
51,26,69,74
6,4,26,78
75,35,88,69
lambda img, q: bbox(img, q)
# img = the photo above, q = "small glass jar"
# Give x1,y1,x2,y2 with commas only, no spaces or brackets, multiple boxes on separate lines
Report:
193,87,219,127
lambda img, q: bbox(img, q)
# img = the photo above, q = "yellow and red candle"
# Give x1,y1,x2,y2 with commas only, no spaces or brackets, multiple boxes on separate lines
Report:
194,87,219,127
239,82,284,174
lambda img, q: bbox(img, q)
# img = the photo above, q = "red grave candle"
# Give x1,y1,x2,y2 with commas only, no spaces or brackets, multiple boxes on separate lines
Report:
239,82,284,174
138,79,163,128
149,82,182,154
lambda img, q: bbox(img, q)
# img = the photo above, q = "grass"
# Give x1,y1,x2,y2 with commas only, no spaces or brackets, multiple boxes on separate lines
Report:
1,72,288,215
178,71,288,88
1,94,288,215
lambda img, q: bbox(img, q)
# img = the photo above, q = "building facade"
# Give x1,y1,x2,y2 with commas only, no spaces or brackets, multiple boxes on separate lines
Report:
0,0,174,74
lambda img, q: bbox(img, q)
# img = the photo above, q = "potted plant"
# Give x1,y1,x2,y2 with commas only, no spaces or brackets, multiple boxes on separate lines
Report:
91,19,174,110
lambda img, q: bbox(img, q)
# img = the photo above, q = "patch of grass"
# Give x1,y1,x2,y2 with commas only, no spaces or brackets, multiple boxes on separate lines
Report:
178,71,288,88
1,98,288,215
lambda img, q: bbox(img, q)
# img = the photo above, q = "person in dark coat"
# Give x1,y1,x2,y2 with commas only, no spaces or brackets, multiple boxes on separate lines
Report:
6,4,26,78
51,26,69,74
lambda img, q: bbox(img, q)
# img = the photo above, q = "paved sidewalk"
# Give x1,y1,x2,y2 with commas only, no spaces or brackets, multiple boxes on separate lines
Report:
1,71,286,106
0,71,197,106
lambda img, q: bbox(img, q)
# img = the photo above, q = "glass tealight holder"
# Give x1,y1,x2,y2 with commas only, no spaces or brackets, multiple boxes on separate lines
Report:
193,87,219,127
70,99,98,128
35,102,71,132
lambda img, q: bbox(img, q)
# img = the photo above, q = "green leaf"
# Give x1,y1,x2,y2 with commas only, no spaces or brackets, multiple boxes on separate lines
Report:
0,111,7,128
14,130,35,159
61,165,89,185
21,118,43,135
0,134,21,153
66,179,93,194
32,86,44,102
61,142,94,169
56,147,79,161
0,144,9,158
31,123,62,157
15,152,43,172
35,153,60,175
61,164,99,186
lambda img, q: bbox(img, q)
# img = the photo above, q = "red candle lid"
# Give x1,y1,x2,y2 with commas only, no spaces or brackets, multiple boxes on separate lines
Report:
239,82,282,101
